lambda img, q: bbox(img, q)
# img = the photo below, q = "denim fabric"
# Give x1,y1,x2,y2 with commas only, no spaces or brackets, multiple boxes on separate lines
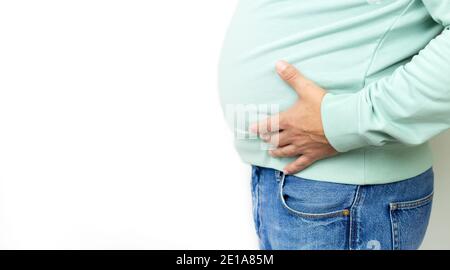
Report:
251,166,434,250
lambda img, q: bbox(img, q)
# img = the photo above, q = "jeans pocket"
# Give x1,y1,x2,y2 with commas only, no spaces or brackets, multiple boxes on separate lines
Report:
389,192,433,250
279,173,357,219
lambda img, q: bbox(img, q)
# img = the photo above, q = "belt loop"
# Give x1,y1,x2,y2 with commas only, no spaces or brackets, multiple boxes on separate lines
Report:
275,170,284,183
252,166,260,178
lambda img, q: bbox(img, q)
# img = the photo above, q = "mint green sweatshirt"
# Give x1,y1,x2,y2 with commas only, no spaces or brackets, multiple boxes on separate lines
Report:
218,0,450,185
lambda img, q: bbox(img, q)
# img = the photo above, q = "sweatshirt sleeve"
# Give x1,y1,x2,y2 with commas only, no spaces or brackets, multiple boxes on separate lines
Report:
321,0,450,153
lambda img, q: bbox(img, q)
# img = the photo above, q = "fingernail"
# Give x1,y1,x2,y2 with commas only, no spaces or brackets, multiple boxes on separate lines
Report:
249,124,257,134
261,134,269,141
283,169,290,175
276,60,289,72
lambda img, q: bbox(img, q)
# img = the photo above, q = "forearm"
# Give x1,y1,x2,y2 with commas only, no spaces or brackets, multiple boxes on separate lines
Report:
321,3,450,153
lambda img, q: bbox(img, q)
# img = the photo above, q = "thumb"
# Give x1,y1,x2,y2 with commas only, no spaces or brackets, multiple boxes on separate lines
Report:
276,60,312,97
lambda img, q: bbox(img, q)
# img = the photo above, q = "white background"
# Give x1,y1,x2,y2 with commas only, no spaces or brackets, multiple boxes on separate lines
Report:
0,0,448,249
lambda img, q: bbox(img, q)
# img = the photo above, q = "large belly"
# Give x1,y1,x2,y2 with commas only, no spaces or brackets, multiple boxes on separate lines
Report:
218,1,383,132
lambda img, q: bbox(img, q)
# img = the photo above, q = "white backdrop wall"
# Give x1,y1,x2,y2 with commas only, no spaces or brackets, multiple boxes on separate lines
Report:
0,0,448,249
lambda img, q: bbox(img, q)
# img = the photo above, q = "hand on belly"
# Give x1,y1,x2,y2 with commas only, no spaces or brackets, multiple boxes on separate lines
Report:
250,61,338,175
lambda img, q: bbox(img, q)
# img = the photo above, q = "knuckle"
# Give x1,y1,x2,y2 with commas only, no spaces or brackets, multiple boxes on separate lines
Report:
282,67,299,82
293,138,306,147
287,148,297,156
281,147,293,155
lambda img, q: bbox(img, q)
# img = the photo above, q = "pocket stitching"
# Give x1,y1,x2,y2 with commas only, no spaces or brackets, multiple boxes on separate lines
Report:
389,192,434,250
278,173,349,219
389,192,434,211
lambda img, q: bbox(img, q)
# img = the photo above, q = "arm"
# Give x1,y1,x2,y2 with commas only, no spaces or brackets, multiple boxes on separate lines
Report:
321,0,450,152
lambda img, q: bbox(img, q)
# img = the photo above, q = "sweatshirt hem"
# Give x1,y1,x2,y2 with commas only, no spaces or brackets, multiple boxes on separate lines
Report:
235,140,433,185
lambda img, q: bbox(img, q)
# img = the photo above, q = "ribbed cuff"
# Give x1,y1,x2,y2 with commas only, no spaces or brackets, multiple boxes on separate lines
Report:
321,92,369,152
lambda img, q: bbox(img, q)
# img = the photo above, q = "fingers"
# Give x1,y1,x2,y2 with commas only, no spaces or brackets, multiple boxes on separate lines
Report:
261,131,292,147
283,155,315,175
269,144,299,158
249,112,287,135
276,60,312,97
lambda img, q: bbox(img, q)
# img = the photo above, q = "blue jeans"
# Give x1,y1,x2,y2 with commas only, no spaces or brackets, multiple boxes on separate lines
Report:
251,166,434,250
